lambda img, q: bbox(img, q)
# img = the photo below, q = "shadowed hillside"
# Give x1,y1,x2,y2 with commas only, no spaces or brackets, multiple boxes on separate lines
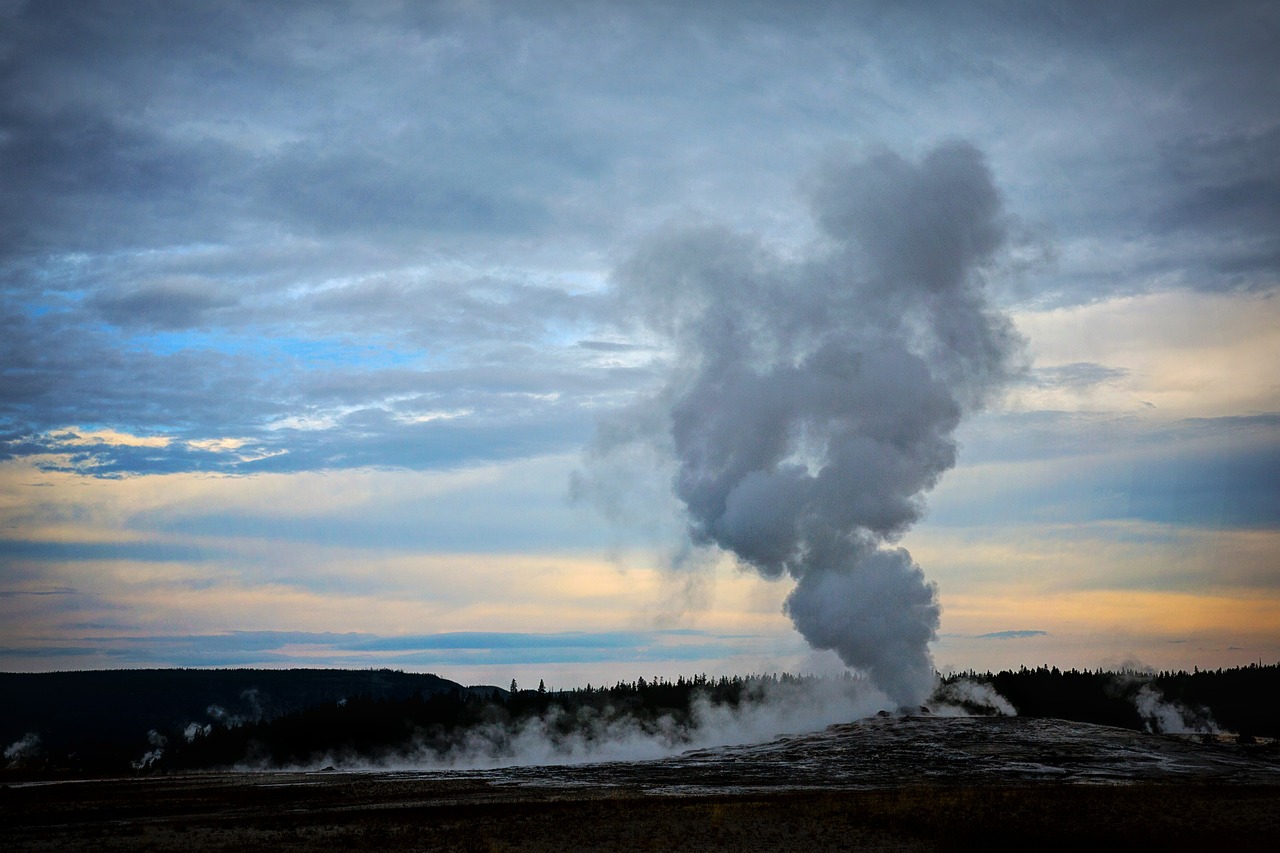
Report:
0,669,489,775
3,664,1277,778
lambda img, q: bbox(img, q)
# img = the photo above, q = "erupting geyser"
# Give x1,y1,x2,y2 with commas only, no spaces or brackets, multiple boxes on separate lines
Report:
591,141,1023,707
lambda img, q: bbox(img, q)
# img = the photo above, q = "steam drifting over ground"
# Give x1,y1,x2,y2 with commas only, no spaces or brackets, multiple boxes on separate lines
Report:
273,677,896,772
583,142,1024,706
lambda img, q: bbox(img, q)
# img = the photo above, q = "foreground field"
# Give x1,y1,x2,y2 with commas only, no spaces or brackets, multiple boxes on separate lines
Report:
5,776,1279,852
5,717,1278,851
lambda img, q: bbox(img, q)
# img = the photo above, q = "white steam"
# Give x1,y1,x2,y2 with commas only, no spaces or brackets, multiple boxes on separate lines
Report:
132,729,167,769
584,142,1023,706
454,678,892,769
4,731,41,765
183,722,212,742
279,676,894,772
1133,683,1219,735
205,689,264,728
932,679,1017,717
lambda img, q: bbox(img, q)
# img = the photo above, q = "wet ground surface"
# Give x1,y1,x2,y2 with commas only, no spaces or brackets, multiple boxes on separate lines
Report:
5,716,1279,851
467,715,1280,792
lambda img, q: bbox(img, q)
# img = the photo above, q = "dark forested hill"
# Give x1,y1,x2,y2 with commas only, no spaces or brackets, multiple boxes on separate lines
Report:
3,664,1276,779
0,668,490,775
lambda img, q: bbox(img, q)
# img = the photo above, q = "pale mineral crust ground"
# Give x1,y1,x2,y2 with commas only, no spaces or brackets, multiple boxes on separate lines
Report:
4,717,1278,851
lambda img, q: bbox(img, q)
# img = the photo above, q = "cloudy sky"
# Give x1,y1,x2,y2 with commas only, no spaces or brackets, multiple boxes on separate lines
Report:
2,0,1277,688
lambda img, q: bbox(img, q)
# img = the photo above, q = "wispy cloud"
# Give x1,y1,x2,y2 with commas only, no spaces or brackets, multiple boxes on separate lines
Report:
2,2,1276,477
0,587,79,598
0,629,758,670
974,630,1050,641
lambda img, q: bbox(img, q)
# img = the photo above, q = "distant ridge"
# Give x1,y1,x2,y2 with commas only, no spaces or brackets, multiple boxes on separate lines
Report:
0,668,499,768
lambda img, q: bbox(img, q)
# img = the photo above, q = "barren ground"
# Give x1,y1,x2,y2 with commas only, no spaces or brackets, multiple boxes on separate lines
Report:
5,717,1278,851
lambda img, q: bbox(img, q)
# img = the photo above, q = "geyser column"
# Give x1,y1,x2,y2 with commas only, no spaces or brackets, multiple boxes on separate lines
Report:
603,141,1023,707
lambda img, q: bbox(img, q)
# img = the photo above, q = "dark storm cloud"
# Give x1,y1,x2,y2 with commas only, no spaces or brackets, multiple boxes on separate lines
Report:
1148,123,1280,278
0,1,261,256
0,107,230,256
1,1,1273,275
900,1,1280,302
1,1,1276,477
0,1,602,259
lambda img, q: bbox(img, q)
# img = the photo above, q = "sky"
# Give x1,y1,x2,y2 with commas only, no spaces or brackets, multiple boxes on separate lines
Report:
1,0,1277,690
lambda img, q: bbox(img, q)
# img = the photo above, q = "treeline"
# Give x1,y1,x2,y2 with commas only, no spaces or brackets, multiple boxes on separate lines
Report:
162,672,827,771
0,668,478,777
144,665,1280,772
3,664,1276,778
943,662,1279,738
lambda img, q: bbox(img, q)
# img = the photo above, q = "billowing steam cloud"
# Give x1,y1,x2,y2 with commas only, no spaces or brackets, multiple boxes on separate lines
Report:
593,142,1022,706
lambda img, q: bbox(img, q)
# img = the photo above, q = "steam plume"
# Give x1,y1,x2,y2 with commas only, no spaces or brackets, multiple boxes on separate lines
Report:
596,142,1022,706
4,732,41,766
